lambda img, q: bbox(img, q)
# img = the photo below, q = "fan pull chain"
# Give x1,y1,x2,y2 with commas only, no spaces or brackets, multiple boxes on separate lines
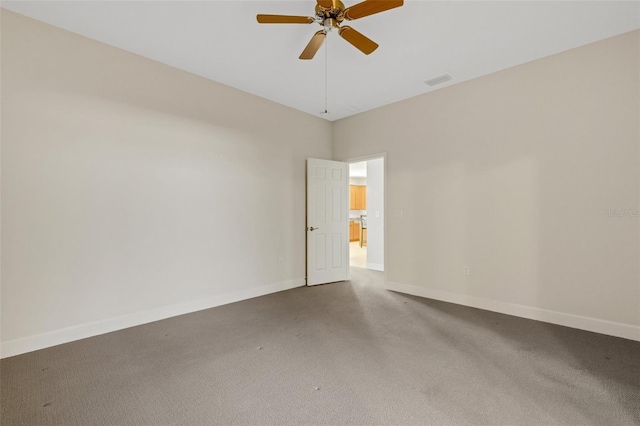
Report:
324,29,328,115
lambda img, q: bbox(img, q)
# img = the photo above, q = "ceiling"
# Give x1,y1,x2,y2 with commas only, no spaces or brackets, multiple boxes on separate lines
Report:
3,1,639,121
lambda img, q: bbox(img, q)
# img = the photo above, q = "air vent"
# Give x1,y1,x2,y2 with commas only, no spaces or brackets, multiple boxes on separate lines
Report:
424,73,454,87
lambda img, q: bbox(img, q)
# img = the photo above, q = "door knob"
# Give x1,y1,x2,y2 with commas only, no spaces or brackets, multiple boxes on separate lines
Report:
309,227,319,231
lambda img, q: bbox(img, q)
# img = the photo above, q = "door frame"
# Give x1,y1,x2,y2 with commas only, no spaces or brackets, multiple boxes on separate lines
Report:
347,153,387,282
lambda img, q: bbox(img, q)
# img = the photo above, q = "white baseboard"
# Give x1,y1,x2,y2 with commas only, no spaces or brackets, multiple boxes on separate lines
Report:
1,278,305,359
386,280,640,342
366,262,384,272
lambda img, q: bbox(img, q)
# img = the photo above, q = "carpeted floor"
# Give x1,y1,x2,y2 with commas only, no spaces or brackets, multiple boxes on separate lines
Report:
2,267,639,425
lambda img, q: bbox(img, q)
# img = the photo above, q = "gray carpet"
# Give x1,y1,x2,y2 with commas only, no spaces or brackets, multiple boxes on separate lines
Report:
2,267,639,425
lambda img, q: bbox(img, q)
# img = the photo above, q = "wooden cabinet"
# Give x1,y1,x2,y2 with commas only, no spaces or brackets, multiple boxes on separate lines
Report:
356,186,366,210
349,221,360,242
349,186,357,210
349,221,367,245
349,185,366,210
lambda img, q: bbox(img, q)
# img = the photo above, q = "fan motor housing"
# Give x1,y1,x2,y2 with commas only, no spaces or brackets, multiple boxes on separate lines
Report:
315,1,346,23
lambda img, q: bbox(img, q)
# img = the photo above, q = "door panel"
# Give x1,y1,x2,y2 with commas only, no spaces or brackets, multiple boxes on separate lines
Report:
314,234,326,271
307,159,348,286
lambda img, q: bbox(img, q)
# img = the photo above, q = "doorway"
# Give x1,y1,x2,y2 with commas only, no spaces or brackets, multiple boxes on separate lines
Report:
349,156,384,272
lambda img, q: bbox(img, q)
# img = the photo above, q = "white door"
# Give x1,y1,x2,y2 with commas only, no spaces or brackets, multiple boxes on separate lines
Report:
307,158,349,286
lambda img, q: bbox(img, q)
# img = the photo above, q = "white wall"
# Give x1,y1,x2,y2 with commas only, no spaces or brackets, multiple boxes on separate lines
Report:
334,30,640,340
1,11,332,356
366,158,384,271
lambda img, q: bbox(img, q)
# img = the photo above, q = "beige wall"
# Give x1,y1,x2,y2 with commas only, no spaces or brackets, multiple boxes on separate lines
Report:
334,30,640,334
1,11,332,353
2,9,639,355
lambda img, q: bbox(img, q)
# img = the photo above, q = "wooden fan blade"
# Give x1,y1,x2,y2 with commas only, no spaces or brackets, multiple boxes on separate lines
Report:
338,26,378,55
257,14,314,24
300,31,326,60
343,0,403,20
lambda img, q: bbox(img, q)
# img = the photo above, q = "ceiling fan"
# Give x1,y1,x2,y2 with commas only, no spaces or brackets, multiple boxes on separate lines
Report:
257,0,404,60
